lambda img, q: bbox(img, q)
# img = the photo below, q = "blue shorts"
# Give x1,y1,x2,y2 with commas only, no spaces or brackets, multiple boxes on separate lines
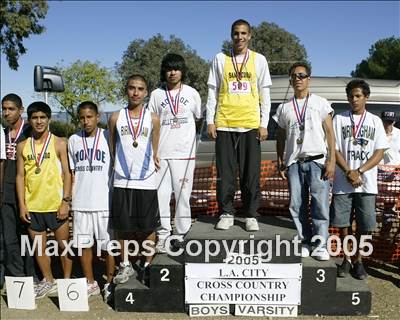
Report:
330,193,376,232
29,212,68,233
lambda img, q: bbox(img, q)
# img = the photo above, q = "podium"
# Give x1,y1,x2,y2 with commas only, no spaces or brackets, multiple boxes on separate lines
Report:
114,215,371,316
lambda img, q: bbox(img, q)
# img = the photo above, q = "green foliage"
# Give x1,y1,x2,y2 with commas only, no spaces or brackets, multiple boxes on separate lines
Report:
52,60,119,128
49,120,75,138
222,21,308,75
0,0,48,70
116,34,209,101
351,37,400,80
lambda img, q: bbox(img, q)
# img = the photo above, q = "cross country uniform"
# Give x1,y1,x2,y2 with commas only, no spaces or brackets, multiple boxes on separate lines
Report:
330,111,389,231
149,84,201,241
1,122,36,279
206,49,272,217
273,94,333,246
68,128,114,250
381,126,400,165
22,134,66,232
110,106,160,232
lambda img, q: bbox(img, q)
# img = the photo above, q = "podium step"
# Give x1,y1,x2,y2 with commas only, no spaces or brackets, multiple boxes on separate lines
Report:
114,254,185,312
185,215,301,263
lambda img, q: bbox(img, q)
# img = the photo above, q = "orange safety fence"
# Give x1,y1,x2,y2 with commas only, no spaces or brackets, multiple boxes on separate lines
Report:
188,161,400,263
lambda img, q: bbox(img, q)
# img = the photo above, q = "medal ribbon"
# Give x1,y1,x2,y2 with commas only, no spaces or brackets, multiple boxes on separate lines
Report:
349,110,367,141
230,49,249,82
292,94,309,127
165,84,182,117
8,119,24,143
31,132,52,169
82,128,101,169
125,107,145,143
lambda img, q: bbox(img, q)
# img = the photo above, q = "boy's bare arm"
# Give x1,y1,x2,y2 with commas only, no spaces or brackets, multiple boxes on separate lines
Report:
15,141,30,223
108,112,119,159
56,136,72,220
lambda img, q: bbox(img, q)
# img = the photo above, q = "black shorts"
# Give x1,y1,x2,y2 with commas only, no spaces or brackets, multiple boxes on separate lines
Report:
29,212,68,232
110,187,160,233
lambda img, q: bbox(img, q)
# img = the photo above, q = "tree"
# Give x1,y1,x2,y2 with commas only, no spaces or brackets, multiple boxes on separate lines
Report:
52,60,119,127
0,0,48,70
116,34,209,101
222,21,308,75
351,37,400,80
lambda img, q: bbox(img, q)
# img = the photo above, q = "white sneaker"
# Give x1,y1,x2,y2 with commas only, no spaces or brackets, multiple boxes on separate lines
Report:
155,238,167,254
113,262,136,284
34,278,57,299
312,247,330,261
87,280,100,297
301,244,311,257
245,218,259,232
215,215,234,230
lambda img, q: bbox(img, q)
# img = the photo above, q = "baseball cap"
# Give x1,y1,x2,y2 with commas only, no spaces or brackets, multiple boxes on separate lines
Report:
381,110,396,122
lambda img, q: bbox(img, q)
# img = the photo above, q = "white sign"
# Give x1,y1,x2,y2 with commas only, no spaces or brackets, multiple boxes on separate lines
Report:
185,278,301,304
186,263,302,279
5,276,35,310
235,304,298,317
189,304,230,317
57,278,89,312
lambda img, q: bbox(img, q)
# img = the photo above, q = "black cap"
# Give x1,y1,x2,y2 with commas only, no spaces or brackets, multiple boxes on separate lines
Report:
381,110,396,122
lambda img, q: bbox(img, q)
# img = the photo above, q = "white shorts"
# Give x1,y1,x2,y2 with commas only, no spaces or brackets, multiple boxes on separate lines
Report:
72,210,114,250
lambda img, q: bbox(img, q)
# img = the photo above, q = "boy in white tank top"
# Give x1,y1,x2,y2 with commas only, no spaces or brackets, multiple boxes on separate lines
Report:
108,75,161,286
68,101,115,302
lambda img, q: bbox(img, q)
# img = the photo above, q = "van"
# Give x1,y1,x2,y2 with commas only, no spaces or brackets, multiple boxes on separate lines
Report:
196,76,400,167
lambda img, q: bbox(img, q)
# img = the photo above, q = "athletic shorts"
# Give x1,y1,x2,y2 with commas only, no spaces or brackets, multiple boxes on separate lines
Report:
330,193,377,232
29,212,68,233
110,187,160,233
72,210,114,250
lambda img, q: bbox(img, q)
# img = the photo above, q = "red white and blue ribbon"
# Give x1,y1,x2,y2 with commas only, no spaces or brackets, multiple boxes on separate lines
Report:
8,119,24,143
292,94,309,127
165,84,182,118
349,110,367,141
81,128,101,170
231,49,249,81
31,132,52,169
125,107,145,143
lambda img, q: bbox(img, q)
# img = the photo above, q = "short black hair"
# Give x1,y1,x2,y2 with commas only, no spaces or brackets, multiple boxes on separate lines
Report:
27,101,51,119
346,79,370,97
160,53,187,82
125,74,148,92
288,62,312,77
77,101,99,114
231,19,251,35
2,93,23,108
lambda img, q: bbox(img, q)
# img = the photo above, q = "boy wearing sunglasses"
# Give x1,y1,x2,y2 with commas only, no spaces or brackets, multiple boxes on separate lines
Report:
274,62,336,261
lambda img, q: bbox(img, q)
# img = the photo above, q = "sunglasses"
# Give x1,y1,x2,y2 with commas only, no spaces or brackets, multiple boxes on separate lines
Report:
291,73,309,80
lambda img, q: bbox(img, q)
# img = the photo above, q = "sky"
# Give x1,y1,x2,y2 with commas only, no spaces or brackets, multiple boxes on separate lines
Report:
1,0,399,112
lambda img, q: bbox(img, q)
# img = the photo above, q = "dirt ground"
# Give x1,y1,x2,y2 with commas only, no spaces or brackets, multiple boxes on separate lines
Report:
1,260,399,320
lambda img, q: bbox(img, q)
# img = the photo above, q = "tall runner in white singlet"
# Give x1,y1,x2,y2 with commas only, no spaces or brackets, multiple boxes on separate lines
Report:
149,53,202,253
109,74,161,286
68,101,115,302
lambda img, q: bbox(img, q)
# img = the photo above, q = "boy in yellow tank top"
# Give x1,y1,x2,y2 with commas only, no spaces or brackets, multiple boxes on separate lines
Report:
15,102,73,299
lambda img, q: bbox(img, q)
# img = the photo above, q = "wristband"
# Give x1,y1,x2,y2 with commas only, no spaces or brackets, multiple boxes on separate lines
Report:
62,196,72,203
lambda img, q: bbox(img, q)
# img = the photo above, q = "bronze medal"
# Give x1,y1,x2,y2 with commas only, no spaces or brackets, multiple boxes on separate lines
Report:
35,167,41,174
299,124,305,131
133,140,138,148
296,138,303,145
173,117,179,123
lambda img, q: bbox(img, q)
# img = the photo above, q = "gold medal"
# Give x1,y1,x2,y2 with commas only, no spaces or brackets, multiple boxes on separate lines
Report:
133,140,138,148
35,167,41,174
296,138,303,145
